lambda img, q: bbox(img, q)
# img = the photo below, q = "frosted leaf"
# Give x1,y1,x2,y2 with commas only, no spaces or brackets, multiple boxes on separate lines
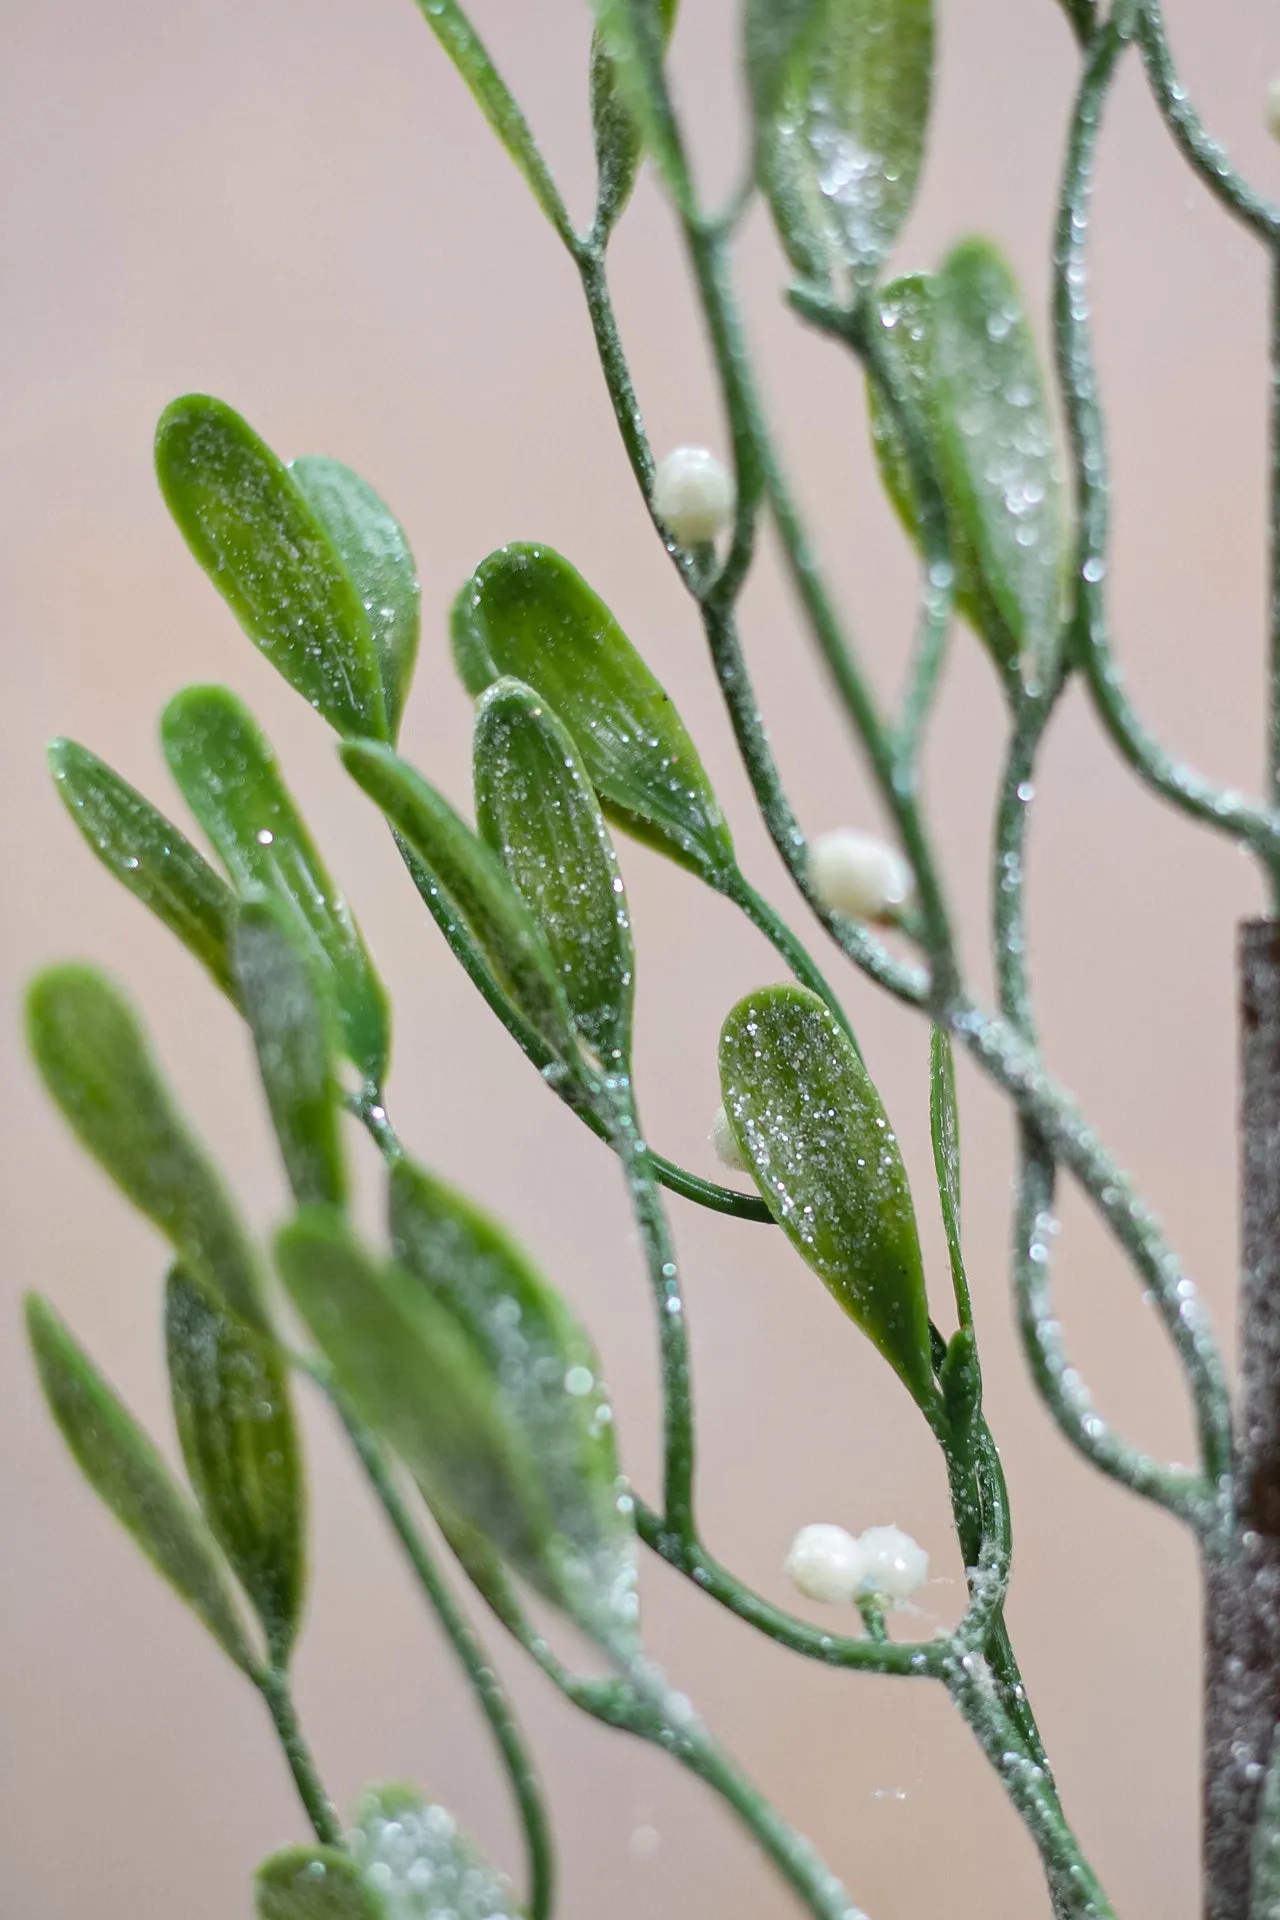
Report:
933,240,1068,679
718,986,935,1407
454,544,735,885
351,1787,518,1920
389,1158,639,1646
474,679,634,1069
751,0,934,286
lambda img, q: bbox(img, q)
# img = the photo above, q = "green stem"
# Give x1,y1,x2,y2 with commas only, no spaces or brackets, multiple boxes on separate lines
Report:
257,1666,345,1850
1053,21,1280,877
1055,0,1097,46
607,1092,698,1541
326,1384,555,1920
1136,3,1280,245
944,1653,1116,1919
722,866,860,1045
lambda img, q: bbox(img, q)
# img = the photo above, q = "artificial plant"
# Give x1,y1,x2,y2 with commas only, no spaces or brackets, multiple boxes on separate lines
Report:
24,3,1280,1917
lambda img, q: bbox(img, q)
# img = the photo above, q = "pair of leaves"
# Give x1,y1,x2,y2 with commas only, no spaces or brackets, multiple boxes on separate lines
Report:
27,968,308,1666
279,1179,636,1649
747,0,934,289
156,395,420,743
453,542,735,888
870,241,1068,687
52,685,390,1092
257,1785,516,1920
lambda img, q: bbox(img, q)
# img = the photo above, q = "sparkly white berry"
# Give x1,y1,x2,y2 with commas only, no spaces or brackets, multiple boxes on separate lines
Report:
711,1103,745,1172
785,1524,866,1604
653,446,735,545
856,1525,928,1606
1268,79,1280,143
808,828,915,923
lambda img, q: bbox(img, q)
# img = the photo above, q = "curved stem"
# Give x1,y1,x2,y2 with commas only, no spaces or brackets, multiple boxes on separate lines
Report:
722,866,861,1045
1136,3,1280,245
324,1381,555,1920
943,1652,1116,1919
257,1666,345,1850
1053,21,1280,876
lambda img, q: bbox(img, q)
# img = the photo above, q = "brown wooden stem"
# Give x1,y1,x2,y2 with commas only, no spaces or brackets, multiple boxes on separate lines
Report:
1206,921,1280,1918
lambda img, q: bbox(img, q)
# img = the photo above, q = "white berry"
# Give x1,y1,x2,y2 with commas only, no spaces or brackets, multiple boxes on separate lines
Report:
808,828,915,923
653,446,735,545
785,1524,866,1605
711,1103,746,1172
856,1525,928,1606
1268,79,1280,143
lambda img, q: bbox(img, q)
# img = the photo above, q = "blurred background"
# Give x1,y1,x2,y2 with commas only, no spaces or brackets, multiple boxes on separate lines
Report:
2,2,1277,1914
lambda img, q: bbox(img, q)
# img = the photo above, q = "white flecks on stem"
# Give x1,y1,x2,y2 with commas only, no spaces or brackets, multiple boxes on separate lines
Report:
808,829,915,923
785,1523,866,1604
653,446,735,545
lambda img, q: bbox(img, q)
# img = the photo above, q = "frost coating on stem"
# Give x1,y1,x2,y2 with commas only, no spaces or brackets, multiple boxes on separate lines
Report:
652,446,735,545
785,1525,866,1604
856,1526,928,1606
808,829,915,923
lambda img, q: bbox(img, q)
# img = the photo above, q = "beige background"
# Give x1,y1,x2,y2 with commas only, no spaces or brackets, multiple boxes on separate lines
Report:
2,2,1277,1914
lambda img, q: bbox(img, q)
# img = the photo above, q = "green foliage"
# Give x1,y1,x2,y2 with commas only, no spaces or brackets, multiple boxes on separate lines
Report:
162,684,390,1089
719,986,936,1407
48,738,240,1001
589,0,679,240
27,965,266,1329
234,898,348,1210
388,1156,636,1634
257,1848,385,1920
155,395,388,740
748,0,934,286
341,739,579,1064
26,1295,256,1673
474,679,635,1070
290,456,420,743
870,241,1067,685
350,1784,518,1920
166,1267,306,1663
455,543,734,885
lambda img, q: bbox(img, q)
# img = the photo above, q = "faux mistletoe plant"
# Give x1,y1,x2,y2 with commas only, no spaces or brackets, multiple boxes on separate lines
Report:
24,2,1280,1917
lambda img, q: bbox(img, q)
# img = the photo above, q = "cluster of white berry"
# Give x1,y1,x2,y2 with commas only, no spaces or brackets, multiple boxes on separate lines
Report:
785,1521,929,1609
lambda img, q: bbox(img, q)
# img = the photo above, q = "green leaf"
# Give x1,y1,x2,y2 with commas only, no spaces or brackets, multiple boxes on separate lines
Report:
455,544,734,885
162,685,390,1090
233,898,347,1210
26,1294,256,1673
389,1157,636,1639
410,0,574,247
868,271,1023,680
290,457,420,744
48,739,240,1002
718,985,935,1407
932,240,1067,679
940,1326,982,1450
155,394,388,740
590,0,687,209
749,0,934,286
276,1211,558,1600
590,0,679,241
1253,1726,1280,1920
27,965,266,1330
341,740,578,1065
474,679,635,1070
256,1847,385,1920
351,1784,517,1920
166,1267,306,1663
